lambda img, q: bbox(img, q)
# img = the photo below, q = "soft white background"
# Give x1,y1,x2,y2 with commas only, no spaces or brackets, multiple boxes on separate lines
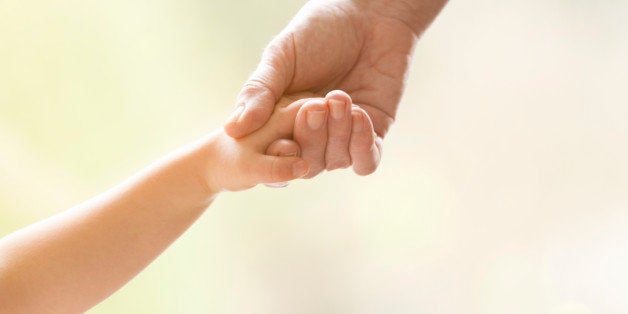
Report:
1,0,627,313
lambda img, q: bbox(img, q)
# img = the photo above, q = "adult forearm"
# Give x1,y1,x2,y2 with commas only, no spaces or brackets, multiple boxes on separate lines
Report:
0,136,217,313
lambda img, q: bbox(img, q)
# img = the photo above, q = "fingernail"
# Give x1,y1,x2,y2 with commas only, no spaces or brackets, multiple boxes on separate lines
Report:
329,99,345,120
228,105,245,123
292,160,308,177
352,111,364,132
265,182,289,188
307,110,326,130
283,151,298,157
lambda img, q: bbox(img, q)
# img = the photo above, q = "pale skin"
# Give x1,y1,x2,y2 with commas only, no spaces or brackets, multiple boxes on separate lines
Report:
0,0,450,311
225,0,449,177
0,92,375,313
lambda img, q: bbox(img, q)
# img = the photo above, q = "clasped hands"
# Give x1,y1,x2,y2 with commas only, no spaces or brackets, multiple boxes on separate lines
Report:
214,0,447,188
228,90,380,188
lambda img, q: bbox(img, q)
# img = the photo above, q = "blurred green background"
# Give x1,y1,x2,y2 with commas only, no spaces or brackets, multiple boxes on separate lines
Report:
1,0,627,313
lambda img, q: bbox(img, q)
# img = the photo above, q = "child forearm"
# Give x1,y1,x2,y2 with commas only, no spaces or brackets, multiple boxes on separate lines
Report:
0,94,312,313
0,134,218,313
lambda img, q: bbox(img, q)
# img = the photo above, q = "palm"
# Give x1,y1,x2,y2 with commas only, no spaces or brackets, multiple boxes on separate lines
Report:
281,1,418,138
228,0,443,177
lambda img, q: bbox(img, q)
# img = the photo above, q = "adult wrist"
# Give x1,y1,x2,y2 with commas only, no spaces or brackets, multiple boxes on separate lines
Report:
353,0,448,37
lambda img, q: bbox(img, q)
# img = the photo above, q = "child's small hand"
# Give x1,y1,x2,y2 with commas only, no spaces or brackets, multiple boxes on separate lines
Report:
263,138,302,188
202,90,375,193
203,94,317,192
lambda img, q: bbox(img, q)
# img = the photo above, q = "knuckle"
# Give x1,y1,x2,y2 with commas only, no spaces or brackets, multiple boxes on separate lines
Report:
246,78,273,92
239,81,278,106
240,80,266,93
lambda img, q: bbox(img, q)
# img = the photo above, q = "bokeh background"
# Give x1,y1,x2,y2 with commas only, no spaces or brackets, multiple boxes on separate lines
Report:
1,0,627,313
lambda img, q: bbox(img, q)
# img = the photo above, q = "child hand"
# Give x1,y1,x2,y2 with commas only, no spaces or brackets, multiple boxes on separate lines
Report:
263,139,302,188
204,93,317,192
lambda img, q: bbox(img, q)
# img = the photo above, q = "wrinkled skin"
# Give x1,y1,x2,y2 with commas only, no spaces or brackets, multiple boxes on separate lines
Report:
225,0,448,178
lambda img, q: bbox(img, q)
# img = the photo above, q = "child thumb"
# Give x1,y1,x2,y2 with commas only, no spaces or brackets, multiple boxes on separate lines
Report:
252,155,309,184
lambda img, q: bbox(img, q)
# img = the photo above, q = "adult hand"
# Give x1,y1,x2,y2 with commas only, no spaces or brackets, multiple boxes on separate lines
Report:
225,0,448,177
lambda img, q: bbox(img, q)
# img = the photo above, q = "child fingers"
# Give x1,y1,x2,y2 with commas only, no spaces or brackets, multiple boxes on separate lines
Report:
253,155,309,184
324,90,353,170
264,139,301,187
240,97,315,153
265,139,301,158
294,99,328,179
349,108,382,176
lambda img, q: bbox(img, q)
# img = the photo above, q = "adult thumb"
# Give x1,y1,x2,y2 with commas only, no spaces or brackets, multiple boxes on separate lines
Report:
251,155,309,185
224,34,295,138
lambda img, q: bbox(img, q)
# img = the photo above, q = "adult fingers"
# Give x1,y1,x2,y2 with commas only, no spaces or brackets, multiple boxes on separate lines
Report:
264,139,302,188
293,99,328,179
349,107,382,176
324,90,353,170
224,34,296,138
